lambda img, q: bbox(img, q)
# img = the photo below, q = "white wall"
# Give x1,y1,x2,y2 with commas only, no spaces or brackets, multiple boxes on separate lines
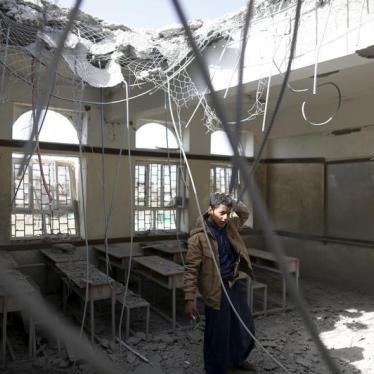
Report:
267,85,374,159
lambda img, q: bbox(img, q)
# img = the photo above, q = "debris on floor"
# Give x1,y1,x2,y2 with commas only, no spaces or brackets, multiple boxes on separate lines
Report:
2,279,374,373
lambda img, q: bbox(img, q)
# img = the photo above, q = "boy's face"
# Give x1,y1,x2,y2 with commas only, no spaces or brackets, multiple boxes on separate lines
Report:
208,203,231,228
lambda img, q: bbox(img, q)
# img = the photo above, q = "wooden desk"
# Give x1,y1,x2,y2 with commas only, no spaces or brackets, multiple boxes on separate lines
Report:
55,261,116,343
40,248,87,263
93,244,143,267
247,248,300,310
93,244,144,283
41,247,88,294
140,242,187,263
133,256,185,330
0,270,36,363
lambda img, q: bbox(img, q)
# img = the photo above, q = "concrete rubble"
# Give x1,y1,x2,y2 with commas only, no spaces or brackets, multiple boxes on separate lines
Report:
2,278,373,373
0,0,294,88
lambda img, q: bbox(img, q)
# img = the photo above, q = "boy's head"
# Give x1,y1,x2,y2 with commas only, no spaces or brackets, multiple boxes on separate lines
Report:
208,193,233,228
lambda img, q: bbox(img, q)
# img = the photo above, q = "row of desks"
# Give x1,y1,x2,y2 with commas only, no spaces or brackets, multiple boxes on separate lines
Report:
40,243,299,336
41,244,187,332
41,248,116,343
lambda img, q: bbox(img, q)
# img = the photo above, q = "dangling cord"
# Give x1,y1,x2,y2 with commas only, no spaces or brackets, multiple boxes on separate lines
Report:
164,90,185,266
98,87,111,277
31,58,54,204
166,79,291,373
0,25,10,104
74,81,91,339
118,80,133,342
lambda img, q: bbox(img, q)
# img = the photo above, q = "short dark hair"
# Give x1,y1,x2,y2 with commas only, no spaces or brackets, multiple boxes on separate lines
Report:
209,193,233,209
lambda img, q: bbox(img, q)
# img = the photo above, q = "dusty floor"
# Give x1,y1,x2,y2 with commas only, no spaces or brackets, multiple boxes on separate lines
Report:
2,279,374,374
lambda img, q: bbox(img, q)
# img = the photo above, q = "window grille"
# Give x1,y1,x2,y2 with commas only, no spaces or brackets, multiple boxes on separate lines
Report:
11,155,78,239
134,162,180,232
210,165,238,199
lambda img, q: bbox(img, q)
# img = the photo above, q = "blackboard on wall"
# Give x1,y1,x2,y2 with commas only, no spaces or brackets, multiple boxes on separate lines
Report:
327,161,374,242
267,163,325,235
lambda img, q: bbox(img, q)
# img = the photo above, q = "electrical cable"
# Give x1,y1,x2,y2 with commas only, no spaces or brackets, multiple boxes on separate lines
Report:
229,0,254,196
170,1,341,373
31,58,54,204
301,81,342,126
167,77,291,373
17,0,83,179
260,1,287,133
73,81,92,340
117,80,135,342
164,90,186,266
0,25,10,103
98,87,111,277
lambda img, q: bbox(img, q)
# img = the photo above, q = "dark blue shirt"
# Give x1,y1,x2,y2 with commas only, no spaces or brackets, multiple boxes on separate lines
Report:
206,218,237,279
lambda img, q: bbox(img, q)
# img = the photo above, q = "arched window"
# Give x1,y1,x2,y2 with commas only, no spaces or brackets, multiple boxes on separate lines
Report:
136,122,178,149
13,109,79,144
210,129,254,157
11,109,80,239
210,130,233,156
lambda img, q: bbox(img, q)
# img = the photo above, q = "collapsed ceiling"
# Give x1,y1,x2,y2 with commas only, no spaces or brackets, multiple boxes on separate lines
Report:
0,0,247,87
0,0,291,131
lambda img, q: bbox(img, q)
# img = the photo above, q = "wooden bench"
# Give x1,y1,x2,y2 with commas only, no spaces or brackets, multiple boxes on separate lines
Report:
114,283,150,339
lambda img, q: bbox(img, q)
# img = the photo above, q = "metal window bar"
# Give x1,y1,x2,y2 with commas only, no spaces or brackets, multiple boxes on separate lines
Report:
211,165,238,199
134,161,178,231
11,156,78,238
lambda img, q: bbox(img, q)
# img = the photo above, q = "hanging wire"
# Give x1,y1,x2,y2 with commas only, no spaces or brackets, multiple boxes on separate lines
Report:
118,80,133,340
301,81,342,126
99,87,111,276
17,0,83,179
229,0,254,196
170,0,341,373
74,81,92,340
166,77,291,373
0,24,10,104
164,90,186,267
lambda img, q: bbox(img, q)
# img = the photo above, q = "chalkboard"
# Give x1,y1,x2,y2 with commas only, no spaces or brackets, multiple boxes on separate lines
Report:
267,163,325,235
327,161,374,242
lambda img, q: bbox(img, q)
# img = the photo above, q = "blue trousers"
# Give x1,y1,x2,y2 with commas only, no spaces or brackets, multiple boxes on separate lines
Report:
204,282,255,374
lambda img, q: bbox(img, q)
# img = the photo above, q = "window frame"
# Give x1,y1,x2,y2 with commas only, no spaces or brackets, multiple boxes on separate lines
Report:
11,154,79,240
135,121,179,150
134,160,184,233
210,163,239,199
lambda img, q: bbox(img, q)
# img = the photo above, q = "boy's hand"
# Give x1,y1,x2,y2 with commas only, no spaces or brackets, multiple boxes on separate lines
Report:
185,300,198,320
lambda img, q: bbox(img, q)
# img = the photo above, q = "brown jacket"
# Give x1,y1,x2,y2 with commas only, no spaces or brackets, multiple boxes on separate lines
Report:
184,202,254,310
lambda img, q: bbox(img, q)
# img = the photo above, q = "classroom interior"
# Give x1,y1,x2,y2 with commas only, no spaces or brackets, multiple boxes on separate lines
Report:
1,0,374,373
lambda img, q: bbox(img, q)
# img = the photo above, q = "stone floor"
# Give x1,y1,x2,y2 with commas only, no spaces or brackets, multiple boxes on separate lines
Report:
2,279,374,373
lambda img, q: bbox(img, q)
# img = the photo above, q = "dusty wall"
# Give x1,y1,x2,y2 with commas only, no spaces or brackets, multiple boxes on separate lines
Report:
0,73,256,243
266,85,374,160
261,73,374,295
280,236,374,296
266,163,325,235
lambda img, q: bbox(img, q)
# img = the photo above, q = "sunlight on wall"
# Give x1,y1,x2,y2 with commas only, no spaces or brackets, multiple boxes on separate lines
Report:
13,110,79,144
210,130,234,156
136,122,178,149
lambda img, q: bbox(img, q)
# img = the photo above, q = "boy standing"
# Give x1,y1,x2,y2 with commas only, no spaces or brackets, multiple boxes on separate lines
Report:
184,193,256,373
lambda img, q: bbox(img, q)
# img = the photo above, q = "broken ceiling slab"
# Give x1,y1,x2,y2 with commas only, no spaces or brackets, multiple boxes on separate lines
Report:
0,0,246,88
